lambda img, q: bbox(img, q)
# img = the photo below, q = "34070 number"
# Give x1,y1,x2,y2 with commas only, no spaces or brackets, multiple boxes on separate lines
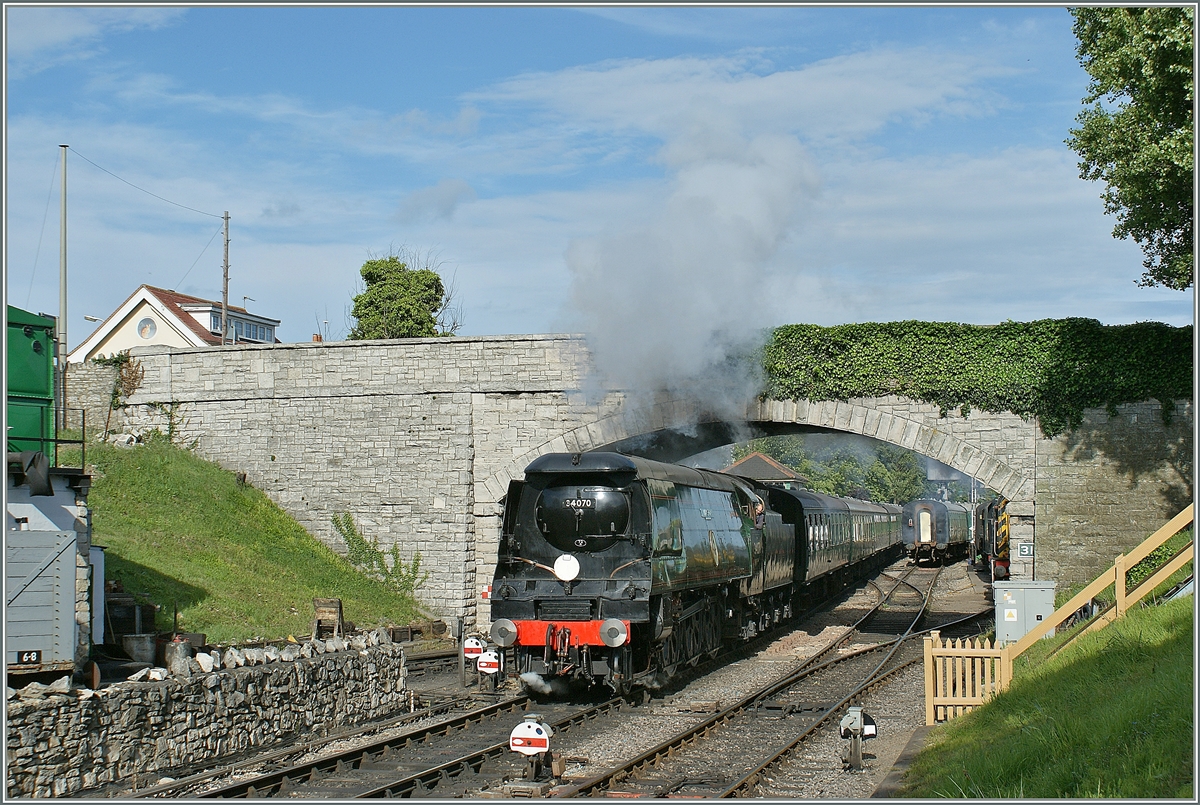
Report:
562,498,594,509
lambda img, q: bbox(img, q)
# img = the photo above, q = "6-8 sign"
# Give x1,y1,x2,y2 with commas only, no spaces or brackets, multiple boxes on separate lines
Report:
17,650,42,665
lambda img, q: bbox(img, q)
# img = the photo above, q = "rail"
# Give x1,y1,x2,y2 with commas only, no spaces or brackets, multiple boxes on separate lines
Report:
924,504,1194,725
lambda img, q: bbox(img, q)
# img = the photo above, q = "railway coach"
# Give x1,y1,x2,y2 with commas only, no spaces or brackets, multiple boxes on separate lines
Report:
901,498,970,565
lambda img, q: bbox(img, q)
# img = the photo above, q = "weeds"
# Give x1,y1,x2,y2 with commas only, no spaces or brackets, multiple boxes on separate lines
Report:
333,512,430,597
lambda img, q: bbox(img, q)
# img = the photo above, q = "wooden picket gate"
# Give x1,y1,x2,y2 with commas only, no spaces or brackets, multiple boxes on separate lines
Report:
923,631,1010,725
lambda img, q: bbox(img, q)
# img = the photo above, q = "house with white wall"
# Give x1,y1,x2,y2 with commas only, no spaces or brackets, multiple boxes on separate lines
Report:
67,285,281,364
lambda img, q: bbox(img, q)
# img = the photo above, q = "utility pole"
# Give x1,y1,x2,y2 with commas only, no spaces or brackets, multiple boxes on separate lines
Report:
221,211,230,344
59,144,68,431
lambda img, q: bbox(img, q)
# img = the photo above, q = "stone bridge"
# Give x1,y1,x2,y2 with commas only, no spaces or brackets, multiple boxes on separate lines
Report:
72,334,1192,628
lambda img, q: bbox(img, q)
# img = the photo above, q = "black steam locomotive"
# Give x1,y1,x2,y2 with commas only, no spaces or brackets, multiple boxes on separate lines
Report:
488,452,901,694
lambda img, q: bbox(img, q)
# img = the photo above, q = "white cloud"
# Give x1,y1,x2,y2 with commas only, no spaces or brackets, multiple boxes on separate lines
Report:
475,49,1006,146
396,179,476,224
5,7,185,78
7,30,1188,358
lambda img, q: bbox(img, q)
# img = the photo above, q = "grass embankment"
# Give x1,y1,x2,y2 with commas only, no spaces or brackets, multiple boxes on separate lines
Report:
83,437,424,644
901,593,1194,798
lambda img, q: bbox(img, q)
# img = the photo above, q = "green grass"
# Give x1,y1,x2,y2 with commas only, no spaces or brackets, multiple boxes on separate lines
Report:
84,436,425,644
901,596,1194,798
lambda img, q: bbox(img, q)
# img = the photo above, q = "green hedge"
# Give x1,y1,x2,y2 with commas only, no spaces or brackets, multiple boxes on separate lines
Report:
762,319,1192,436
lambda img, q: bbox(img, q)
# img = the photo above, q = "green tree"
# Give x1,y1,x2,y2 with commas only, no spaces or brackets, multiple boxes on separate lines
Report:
348,247,462,339
807,448,868,498
864,444,926,504
1066,7,1194,289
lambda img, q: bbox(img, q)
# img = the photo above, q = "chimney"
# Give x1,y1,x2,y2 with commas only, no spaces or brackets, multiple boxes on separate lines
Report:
312,334,323,342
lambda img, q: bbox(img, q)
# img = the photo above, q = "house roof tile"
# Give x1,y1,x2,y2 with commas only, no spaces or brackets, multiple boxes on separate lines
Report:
141,285,249,346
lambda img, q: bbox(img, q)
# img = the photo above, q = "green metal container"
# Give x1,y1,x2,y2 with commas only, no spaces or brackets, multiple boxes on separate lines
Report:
6,305,56,454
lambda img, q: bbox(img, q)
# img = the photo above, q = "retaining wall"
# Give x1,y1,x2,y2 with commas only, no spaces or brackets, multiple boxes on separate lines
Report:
1035,400,1194,589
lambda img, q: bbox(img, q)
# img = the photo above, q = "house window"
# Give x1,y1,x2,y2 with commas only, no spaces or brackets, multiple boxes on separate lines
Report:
211,313,221,333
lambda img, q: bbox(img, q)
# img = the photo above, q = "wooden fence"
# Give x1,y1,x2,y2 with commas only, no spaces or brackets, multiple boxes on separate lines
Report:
924,503,1193,725
923,633,1009,725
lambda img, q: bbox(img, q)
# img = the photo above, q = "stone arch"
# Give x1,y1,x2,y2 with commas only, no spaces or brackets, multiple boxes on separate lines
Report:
478,395,1033,506
751,398,1033,502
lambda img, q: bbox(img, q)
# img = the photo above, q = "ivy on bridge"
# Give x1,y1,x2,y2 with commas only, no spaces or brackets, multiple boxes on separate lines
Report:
761,318,1192,437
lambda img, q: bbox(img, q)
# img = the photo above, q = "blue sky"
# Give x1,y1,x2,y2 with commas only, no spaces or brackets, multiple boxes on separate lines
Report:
5,5,1192,372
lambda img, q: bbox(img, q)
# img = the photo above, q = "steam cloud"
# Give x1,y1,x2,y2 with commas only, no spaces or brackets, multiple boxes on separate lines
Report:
564,120,817,422
519,671,553,695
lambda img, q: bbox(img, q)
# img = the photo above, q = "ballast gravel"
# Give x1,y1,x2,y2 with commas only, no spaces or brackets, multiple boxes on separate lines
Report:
554,560,985,798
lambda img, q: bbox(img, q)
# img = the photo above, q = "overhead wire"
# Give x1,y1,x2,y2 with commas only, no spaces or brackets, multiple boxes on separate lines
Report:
175,225,225,289
67,147,223,219
26,154,60,307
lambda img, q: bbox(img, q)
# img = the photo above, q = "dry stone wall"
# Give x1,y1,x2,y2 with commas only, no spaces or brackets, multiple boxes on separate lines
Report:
4,640,407,798
63,361,117,436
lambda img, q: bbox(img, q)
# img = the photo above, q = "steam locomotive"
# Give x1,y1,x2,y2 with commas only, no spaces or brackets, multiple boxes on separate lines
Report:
901,498,970,564
487,452,901,694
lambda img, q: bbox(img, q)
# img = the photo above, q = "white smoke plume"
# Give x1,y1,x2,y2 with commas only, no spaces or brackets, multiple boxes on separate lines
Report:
519,671,553,695
564,118,818,421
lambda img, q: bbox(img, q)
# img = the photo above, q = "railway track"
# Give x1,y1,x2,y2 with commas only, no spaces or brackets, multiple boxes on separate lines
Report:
549,561,984,798
126,560,990,800
142,607,858,799
194,696,629,799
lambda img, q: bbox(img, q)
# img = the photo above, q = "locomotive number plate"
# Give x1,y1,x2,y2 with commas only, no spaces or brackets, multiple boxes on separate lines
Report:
563,499,594,509
16,650,42,665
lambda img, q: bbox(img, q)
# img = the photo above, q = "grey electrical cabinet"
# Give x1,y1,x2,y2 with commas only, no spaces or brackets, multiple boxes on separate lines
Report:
994,580,1056,645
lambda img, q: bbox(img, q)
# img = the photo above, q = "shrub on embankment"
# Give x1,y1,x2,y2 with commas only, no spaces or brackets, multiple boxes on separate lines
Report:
85,435,423,644
900,595,1194,798
762,319,1192,436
